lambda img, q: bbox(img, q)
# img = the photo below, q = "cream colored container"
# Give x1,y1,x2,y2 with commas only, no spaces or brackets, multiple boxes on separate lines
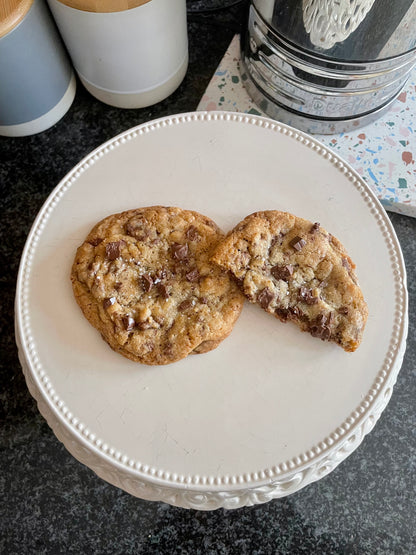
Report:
47,0,188,109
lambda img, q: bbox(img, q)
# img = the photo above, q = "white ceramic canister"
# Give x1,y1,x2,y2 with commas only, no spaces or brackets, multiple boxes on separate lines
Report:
0,0,76,137
47,0,188,109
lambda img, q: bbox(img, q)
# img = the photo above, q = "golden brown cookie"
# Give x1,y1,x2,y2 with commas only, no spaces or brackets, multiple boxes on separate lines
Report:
211,210,368,352
71,206,245,365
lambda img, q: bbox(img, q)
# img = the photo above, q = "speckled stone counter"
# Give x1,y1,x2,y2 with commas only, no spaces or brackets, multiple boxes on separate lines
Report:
1,2,415,553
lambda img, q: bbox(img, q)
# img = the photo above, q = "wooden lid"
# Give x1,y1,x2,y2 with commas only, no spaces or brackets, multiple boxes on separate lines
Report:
0,0,33,39
54,0,152,12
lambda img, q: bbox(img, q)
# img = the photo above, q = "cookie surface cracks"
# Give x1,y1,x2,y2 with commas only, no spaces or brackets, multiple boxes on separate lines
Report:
211,210,368,352
71,206,244,365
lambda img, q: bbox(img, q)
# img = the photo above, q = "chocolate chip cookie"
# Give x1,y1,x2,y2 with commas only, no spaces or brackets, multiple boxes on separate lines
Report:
71,206,245,365
211,210,368,352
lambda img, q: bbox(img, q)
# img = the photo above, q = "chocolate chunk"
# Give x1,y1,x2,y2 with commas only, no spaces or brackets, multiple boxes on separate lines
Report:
314,313,327,326
186,268,200,282
103,297,116,309
122,315,135,331
321,327,331,340
289,236,306,251
288,306,304,319
310,222,320,233
200,297,209,304
158,283,170,300
275,307,289,321
114,282,122,291
310,324,331,340
125,216,150,240
338,306,349,315
88,237,103,247
178,299,192,311
257,287,275,309
234,277,245,290
309,314,331,340
171,242,189,261
186,226,199,241
142,273,153,292
298,287,319,305
271,264,294,281
327,311,335,325
105,241,123,261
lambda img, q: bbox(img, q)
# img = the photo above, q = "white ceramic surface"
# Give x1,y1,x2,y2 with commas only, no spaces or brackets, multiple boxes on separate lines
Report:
15,112,408,510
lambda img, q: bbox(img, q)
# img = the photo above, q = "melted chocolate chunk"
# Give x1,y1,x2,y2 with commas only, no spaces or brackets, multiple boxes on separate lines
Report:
271,264,294,281
178,299,192,311
234,277,245,290
298,287,319,305
288,306,304,319
257,287,275,309
125,216,150,240
275,307,289,321
158,283,170,300
103,297,116,309
338,306,349,315
185,268,200,282
186,226,199,241
289,236,306,251
105,241,123,261
142,273,153,292
309,314,331,340
122,315,135,331
88,237,103,247
314,313,327,326
310,222,320,233
310,323,331,340
171,242,189,261
311,326,331,340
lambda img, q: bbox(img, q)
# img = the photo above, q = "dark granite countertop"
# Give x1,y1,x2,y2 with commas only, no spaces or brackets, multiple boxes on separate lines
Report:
1,2,415,553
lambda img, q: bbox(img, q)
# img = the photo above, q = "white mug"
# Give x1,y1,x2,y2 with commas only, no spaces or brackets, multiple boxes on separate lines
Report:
47,0,188,109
